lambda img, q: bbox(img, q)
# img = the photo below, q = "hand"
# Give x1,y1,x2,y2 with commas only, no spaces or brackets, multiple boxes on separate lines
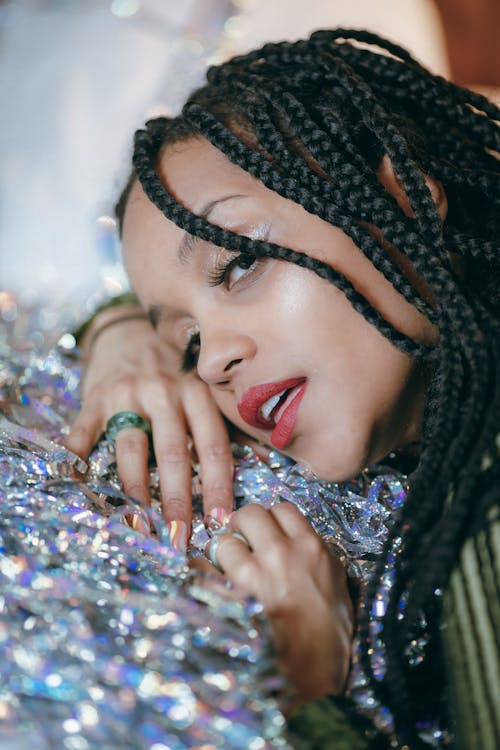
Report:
203,502,354,706
66,313,234,529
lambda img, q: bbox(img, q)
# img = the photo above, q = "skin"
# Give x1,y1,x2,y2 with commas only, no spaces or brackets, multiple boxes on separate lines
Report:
68,135,444,704
124,137,437,481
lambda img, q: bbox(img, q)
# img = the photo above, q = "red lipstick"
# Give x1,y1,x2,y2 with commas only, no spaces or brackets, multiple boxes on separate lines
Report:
270,382,307,450
238,377,307,449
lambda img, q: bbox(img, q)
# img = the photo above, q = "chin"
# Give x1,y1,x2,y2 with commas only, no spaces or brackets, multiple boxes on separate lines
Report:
291,446,370,483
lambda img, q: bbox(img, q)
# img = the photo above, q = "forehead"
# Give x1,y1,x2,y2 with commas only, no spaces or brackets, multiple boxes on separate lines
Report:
123,136,264,245
122,136,281,276
157,136,260,210
122,177,182,270
120,138,247,304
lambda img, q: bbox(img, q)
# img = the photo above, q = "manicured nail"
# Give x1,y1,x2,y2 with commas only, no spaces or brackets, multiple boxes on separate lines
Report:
166,520,188,553
128,513,149,534
204,506,230,535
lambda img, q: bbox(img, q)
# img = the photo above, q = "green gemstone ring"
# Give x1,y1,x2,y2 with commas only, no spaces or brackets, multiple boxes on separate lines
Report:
105,411,152,441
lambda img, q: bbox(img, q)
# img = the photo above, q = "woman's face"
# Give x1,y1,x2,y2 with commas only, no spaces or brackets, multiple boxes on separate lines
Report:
123,137,436,481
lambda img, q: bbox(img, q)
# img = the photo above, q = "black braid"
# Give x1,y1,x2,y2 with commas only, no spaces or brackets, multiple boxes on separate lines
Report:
122,29,500,748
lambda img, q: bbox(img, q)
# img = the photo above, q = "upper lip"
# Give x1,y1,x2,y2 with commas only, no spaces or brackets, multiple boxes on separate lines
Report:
237,377,306,429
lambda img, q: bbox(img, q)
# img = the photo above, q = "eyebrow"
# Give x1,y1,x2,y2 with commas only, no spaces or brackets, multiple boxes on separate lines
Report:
148,194,247,330
178,193,246,263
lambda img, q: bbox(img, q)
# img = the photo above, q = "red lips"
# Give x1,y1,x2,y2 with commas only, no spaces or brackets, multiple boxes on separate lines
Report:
238,377,307,450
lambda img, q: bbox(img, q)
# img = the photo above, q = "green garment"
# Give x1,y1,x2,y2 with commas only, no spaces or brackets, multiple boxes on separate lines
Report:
443,501,500,750
289,449,500,750
287,696,390,750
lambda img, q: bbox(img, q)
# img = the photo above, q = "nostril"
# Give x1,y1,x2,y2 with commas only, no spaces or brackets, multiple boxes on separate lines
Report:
224,358,242,373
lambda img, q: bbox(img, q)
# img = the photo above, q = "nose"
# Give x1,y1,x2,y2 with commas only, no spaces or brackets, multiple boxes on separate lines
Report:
197,326,256,386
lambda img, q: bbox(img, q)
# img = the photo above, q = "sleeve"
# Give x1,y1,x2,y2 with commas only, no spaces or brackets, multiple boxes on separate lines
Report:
287,695,391,750
442,457,500,750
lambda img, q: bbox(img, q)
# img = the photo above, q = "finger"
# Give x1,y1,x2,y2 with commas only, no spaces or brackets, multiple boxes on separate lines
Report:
230,427,271,462
188,558,246,603
66,409,103,460
147,402,193,524
189,556,221,575
269,501,314,538
114,427,151,506
228,504,285,552
183,381,234,516
205,531,258,590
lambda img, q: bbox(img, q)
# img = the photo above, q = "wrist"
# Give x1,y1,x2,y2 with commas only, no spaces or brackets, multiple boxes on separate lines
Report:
72,292,140,342
80,306,150,357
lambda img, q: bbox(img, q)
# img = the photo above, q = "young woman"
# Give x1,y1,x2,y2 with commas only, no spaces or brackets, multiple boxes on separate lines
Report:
68,29,500,749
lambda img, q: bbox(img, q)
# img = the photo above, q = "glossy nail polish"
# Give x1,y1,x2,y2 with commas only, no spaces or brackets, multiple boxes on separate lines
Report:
166,520,188,553
204,505,230,535
128,513,149,534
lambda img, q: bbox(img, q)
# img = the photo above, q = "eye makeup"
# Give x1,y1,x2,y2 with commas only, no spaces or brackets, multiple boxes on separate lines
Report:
181,326,200,373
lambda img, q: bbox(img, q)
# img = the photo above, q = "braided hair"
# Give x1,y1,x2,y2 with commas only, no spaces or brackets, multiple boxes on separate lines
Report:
118,29,500,747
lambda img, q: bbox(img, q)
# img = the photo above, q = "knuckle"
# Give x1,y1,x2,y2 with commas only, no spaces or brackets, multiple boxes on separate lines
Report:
81,381,105,402
232,503,264,522
272,500,298,516
112,374,139,398
301,530,324,558
229,560,259,592
157,443,190,465
145,376,176,403
266,539,291,570
204,441,232,462
69,422,93,440
181,375,210,396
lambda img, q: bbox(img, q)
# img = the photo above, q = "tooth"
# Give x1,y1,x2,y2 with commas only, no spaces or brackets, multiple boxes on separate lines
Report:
260,390,286,420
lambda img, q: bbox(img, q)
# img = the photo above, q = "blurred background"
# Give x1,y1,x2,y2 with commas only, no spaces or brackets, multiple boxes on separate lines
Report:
0,0,498,344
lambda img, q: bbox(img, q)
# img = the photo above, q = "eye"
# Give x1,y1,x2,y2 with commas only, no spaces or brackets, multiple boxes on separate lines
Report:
226,254,259,289
208,252,262,290
181,329,200,373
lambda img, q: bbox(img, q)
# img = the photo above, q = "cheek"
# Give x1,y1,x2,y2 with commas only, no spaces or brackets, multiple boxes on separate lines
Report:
258,266,337,347
267,268,364,367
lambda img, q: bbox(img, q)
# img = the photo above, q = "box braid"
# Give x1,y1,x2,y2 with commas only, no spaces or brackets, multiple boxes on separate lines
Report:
120,29,500,746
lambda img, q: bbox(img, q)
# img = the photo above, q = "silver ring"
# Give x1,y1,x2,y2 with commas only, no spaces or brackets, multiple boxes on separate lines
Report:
206,529,250,573
106,411,152,441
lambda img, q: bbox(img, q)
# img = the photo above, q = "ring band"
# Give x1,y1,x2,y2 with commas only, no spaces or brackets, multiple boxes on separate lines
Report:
206,529,250,573
106,411,152,441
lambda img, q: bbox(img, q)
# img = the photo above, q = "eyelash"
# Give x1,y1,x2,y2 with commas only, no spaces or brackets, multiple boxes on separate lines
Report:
181,252,264,373
181,331,200,373
207,252,259,289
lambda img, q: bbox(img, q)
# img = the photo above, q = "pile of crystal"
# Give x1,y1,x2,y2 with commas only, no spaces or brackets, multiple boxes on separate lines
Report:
0,334,408,749
0,346,289,750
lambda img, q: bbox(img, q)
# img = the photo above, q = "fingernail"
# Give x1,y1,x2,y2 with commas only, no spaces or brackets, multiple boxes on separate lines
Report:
128,513,149,534
166,520,188,553
204,505,230,534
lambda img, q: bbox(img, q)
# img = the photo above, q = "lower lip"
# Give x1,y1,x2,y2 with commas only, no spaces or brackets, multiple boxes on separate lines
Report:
270,382,307,450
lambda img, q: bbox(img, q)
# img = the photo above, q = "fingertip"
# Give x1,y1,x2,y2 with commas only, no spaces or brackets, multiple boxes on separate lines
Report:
202,489,235,526
160,495,192,529
165,519,189,553
65,432,91,461
203,504,231,534
66,416,100,459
